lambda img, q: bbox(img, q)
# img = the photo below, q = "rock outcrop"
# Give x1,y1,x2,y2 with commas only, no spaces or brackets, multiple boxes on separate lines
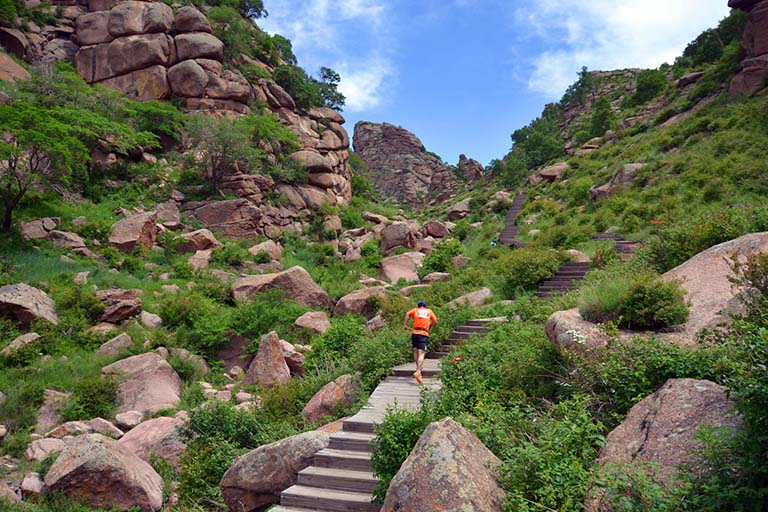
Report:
233,266,332,309
243,331,291,388
332,286,388,317
102,352,182,414
729,0,768,96
382,417,505,512
546,308,610,355
220,430,330,512
0,283,59,328
45,434,163,512
590,163,644,200
353,121,457,206
118,415,186,471
293,311,330,334
380,252,425,284
301,374,359,424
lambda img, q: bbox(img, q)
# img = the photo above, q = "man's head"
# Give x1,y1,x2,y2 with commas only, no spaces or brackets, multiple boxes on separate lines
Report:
417,301,427,308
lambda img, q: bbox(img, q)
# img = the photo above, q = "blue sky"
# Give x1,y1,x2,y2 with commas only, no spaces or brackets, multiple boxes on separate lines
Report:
260,0,731,166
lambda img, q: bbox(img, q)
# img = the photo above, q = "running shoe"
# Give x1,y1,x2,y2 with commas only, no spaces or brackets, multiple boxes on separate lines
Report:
413,371,423,384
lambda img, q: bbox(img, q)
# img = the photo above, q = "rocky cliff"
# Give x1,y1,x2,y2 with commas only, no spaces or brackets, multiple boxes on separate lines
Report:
729,0,768,96
353,122,482,206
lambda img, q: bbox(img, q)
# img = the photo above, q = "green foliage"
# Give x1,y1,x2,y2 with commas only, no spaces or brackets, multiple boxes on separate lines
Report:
687,40,745,103
55,284,104,323
678,10,748,68
496,247,563,298
419,238,462,276
179,436,239,505
306,315,365,369
360,238,382,270
232,291,308,346
60,375,117,421
628,69,668,107
273,65,346,111
0,0,16,26
159,293,233,352
589,96,615,138
508,106,565,171
561,66,596,106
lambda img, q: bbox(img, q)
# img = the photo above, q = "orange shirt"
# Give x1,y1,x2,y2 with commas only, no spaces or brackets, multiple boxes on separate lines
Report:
407,307,437,336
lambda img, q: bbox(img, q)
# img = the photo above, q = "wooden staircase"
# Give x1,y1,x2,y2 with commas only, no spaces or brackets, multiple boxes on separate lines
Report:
499,193,527,246
273,318,505,512
591,232,640,256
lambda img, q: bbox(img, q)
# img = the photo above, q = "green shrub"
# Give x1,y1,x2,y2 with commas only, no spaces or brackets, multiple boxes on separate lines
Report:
306,315,365,370
360,238,382,270
178,436,239,505
578,270,634,324
496,247,563,298
232,291,307,346
0,0,17,26
61,375,117,421
419,238,462,277
628,69,668,107
619,277,689,329
211,243,249,268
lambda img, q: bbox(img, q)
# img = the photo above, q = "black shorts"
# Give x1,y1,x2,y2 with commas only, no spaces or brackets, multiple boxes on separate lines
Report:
411,334,428,351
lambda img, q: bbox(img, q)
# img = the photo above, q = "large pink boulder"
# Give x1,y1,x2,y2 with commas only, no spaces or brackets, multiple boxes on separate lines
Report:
380,252,425,284
332,286,388,317
102,352,182,414
175,228,223,254
587,379,743,511
36,389,70,435
0,283,59,328
380,222,415,252
293,311,331,334
662,232,768,343
174,32,224,61
382,417,505,512
546,308,609,355
173,6,211,33
447,199,471,221
167,59,209,97
447,288,492,309
233,266,332,309
248,240,283,260
220,430,330,512
118,415,186,471
244,331,291,388
98,65,170,102
107,34,174,77
96,288,142,324
108,1,173,37
45,434,163,512
301,374,359,424
76,11,113,46
108,212,158,253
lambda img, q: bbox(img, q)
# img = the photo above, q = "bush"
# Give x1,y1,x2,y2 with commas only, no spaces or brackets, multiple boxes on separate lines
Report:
0,0,17,26
306,315,365,370
61,375,117,421
55,285,104,323
419,239,462,277
628,69,668,107
496,247,563,298
619,276,689,329
231,291,308,346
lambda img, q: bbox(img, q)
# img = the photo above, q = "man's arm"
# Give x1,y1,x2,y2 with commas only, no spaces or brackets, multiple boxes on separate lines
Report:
403,312,411,331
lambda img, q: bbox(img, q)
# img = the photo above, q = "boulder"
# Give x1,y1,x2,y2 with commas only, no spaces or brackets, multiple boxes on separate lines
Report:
293,311,331,334
400,284,429,296
45,434,163,512
188,249,212,271
422,272,452,283
45,420,93,439
97,332,133,357
168,347,210,376
175,229,222,254
118,416,186,471
220,430,330,512
588,379,743,511
332,286,388,317
20,472,45,499
18,217,58,241
173,6,211,33
362,211,388,224
243,331,291,388
380,252,425,284
167,59,209,97
108,1,173,37
115,411,144,431
365,314,387,332
382,417,505,512
215,334,253,374
109,212,158,253
0,481,18,502
423,220,450,238
102,352,182,414
89,418,125,439
447,199,471,221
0,283,58,328
107,34,174,77
98,65,170,102
248,240,283,260
301,374,359,424
662,232,768,343
538,162,569,182
566,249,591,263
545,308,609,355
380,222,415,252
282,344,305,377
1,332,41,358
36,389,70,434
0,50,31,83
590,163,644,200
97,288,142,324
76,11,113,46
174,32,224,61
153,201,180,224
140,311,162,329
447,288,492,309
233,266,332,309
24,438,66,462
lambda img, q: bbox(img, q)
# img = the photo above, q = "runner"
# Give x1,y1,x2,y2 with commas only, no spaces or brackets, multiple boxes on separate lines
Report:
403,301,438,384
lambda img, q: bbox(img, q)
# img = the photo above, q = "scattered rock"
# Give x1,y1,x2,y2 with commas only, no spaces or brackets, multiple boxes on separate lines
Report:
118,416,186,471
20,472,45,499
97,288,142,324
332,286,388,317
168,347,210,376
452,256,472,268
380,252,425,284
0,481,19,502
293,311,331,334
590,163,644,200
546,308,609,355
0,283,59,328
74,271,90,285
89,418,124,439
102,352,182,414
173,5,211,33
423,220,450,238
447,199,471,221
175,229,222,254
362,211,388,224
382,417,505,512
188,249,213,271
243,331,291,388
45,434,163,512
108,212,158,253
1,332,41,358
422,272,452,283
24,438,66,462
97,333,133,358
216,334,253,374
447,288,492,309
365,314,387,332
140,311,163,329
248,240,283,260
301,374,359,424
18,217,59,241
380,222,415,253
526,162,570,186
400,285,429,296
566,249,591,263
220,430,330,512
115,411,144,431
90,322,119,336
233,266,332,309
36,389,70,435
46,420,93,439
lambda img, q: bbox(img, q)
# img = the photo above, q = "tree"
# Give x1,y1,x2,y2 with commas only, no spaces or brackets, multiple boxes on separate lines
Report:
313,67,345,111
628,69,668,106
0,102,86,232
589,97,615,138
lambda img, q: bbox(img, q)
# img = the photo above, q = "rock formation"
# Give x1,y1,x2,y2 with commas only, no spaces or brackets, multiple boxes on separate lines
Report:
353,121,458,206
729,0,768,96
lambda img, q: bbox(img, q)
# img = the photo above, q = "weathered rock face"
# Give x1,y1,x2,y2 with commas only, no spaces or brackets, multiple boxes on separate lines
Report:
233,266,332,309
546,308,610,355
220,430,330,512
730,0,768,96
587,379,743,512
590,163,644,200
332,286,388,317
101,352,182,414
0,51,31,83
108,212,157,253
118,415,186,471
0,283,59,328
525,162,570,186
382,417,505,512
353,121,457,206
380,252,425,284
96,288,142,324
457,154,485,182
662,232,768,344
243,331,291,388
380,222,415,253
293,311,331,334
447,288,492,309
45,434,164,512
301,374,359,424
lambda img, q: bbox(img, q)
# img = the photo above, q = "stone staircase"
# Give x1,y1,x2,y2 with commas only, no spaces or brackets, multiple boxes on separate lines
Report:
499,193,527,246
273,318,504,512
534,232,639,299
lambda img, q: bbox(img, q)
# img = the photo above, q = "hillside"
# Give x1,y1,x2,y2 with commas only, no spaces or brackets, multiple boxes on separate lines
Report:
0,1,767,512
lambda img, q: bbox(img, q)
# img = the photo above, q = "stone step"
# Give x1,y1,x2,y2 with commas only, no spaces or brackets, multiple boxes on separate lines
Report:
328,431,376,452
342,418,375,434
539,284,577,291
281,485,380,512
466,318,506,326
560,262,591,268
297,466,378,494
314,448,372,471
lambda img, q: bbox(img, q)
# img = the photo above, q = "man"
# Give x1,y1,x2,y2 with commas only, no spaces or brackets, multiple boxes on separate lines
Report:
403,301,438,384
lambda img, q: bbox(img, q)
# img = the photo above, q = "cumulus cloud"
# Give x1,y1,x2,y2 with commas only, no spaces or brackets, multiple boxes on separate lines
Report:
518,0,731,99
260,0,395,111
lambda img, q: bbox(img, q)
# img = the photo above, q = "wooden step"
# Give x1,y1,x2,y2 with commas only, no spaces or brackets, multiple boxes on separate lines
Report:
466,318,506,326
343,418,375,434
297,466,378,493
328,431,376,452
281,485,380,512
314,448,372,471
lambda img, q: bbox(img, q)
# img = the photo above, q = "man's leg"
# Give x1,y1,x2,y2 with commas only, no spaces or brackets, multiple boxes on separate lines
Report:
416,349,426,373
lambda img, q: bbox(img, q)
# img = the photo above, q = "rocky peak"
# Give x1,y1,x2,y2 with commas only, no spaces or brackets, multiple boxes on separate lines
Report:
353,121,457,206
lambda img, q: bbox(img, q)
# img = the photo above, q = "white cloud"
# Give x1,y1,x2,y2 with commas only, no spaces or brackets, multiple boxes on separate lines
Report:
519,0,731,99
260,0,395,111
